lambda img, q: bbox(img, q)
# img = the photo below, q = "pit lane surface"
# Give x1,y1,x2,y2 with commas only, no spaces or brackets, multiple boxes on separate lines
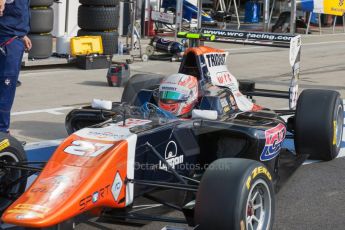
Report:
3,34,345,230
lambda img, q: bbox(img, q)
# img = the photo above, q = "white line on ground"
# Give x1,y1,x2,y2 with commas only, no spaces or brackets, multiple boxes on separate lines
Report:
12,107,74,116
303,40,345,46
25,139,64,151
307,33,345,37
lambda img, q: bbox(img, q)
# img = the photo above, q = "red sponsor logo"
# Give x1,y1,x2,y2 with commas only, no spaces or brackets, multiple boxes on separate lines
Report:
260,123,286,161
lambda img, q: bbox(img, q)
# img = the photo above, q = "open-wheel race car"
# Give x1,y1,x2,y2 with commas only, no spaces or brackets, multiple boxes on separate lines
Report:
0,31,344,230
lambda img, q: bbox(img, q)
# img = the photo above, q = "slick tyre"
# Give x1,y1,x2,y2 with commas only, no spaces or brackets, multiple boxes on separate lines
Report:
78,30,119,55
121,74,165,105
30,0,54,7
295,89,344,161
79,0,119,6
78,5,119,31
194,159,274,230
0,133,27,214
30,7,54,33
28,34,53,59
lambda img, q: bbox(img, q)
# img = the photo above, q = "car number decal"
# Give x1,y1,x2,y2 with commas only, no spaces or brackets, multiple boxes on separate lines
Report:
64,140,113,157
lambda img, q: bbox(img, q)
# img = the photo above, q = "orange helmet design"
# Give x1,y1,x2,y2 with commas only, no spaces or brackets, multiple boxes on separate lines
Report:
158,74,199,116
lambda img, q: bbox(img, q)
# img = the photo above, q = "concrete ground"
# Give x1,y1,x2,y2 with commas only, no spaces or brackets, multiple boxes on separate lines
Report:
6,33,345,229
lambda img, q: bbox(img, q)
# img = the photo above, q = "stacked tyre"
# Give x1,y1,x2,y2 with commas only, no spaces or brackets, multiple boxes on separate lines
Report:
28,0,54,59
78,0,120,55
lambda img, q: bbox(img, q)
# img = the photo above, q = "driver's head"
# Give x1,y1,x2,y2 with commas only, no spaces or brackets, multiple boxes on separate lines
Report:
158,74,198,116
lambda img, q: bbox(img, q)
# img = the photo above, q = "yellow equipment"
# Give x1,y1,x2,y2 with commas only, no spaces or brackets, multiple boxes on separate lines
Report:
70,36,103,56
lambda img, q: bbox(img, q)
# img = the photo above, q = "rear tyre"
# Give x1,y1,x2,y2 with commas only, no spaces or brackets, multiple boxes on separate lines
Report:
0,133,27,214
78,30,119,55
78,5,119,31
294,89,344,161
30,7,54,33
194,158,274,230
121,74,165,105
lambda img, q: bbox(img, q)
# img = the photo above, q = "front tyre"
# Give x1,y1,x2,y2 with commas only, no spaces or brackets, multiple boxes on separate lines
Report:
194,159,274,230
0,133,27,214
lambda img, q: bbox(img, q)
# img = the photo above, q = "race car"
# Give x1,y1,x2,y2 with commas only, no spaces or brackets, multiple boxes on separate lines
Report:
0,31,343,230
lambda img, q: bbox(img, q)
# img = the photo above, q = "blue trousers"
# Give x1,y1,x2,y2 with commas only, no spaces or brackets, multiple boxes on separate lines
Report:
0,37,25,133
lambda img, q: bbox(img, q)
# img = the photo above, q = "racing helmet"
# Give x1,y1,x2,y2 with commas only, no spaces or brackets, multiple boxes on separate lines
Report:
158,74,199,116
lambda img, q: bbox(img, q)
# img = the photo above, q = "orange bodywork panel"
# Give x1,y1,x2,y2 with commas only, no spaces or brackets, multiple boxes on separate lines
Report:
184,46,225,56
2,134,129,228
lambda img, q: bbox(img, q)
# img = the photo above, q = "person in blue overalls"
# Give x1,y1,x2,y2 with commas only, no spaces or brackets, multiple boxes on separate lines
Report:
0,0,32,133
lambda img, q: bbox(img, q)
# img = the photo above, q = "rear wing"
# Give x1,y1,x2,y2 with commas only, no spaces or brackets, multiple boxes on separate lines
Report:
178,29,302,110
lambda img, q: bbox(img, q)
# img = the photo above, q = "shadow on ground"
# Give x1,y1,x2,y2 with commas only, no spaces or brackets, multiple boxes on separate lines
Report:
79,81,110,87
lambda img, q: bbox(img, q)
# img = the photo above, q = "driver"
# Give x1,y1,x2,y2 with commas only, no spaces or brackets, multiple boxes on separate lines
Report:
158,73,199,117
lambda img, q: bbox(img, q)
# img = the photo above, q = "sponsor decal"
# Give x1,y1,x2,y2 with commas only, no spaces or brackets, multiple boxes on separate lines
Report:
79,184,110,211
87,131,127,140
92,192,99,203
232,90,254,112
114,118,152,128
205,53,226,67
30,187,49,193
289,76,299,110
29,175,71,200
220,98,228,107
216,71,235,85
161,86,177,91
324,0,345,16
7,204,50,219
64,140,113,157
76,121,147,141
159,141,184,170
333,120,337,145
246,166,272,190
201,28,294,42
10,210,43,219
76,126,132,141
260,123,286,161
289,35,301,67
111,172,123,202
0,138,10,151
202,52,239,91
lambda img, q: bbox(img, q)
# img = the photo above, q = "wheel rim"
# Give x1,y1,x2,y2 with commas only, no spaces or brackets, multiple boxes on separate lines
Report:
245,179,272,230
0,151,22,209
335,104,344,149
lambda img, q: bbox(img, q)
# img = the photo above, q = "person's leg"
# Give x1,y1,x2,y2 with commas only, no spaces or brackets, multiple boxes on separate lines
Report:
0,39,25,133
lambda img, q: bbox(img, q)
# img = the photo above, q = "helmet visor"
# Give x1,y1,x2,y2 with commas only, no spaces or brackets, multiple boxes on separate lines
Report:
159,90,189,103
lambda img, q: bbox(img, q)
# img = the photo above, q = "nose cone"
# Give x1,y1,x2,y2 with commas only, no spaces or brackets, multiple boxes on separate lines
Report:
2,130,132,228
